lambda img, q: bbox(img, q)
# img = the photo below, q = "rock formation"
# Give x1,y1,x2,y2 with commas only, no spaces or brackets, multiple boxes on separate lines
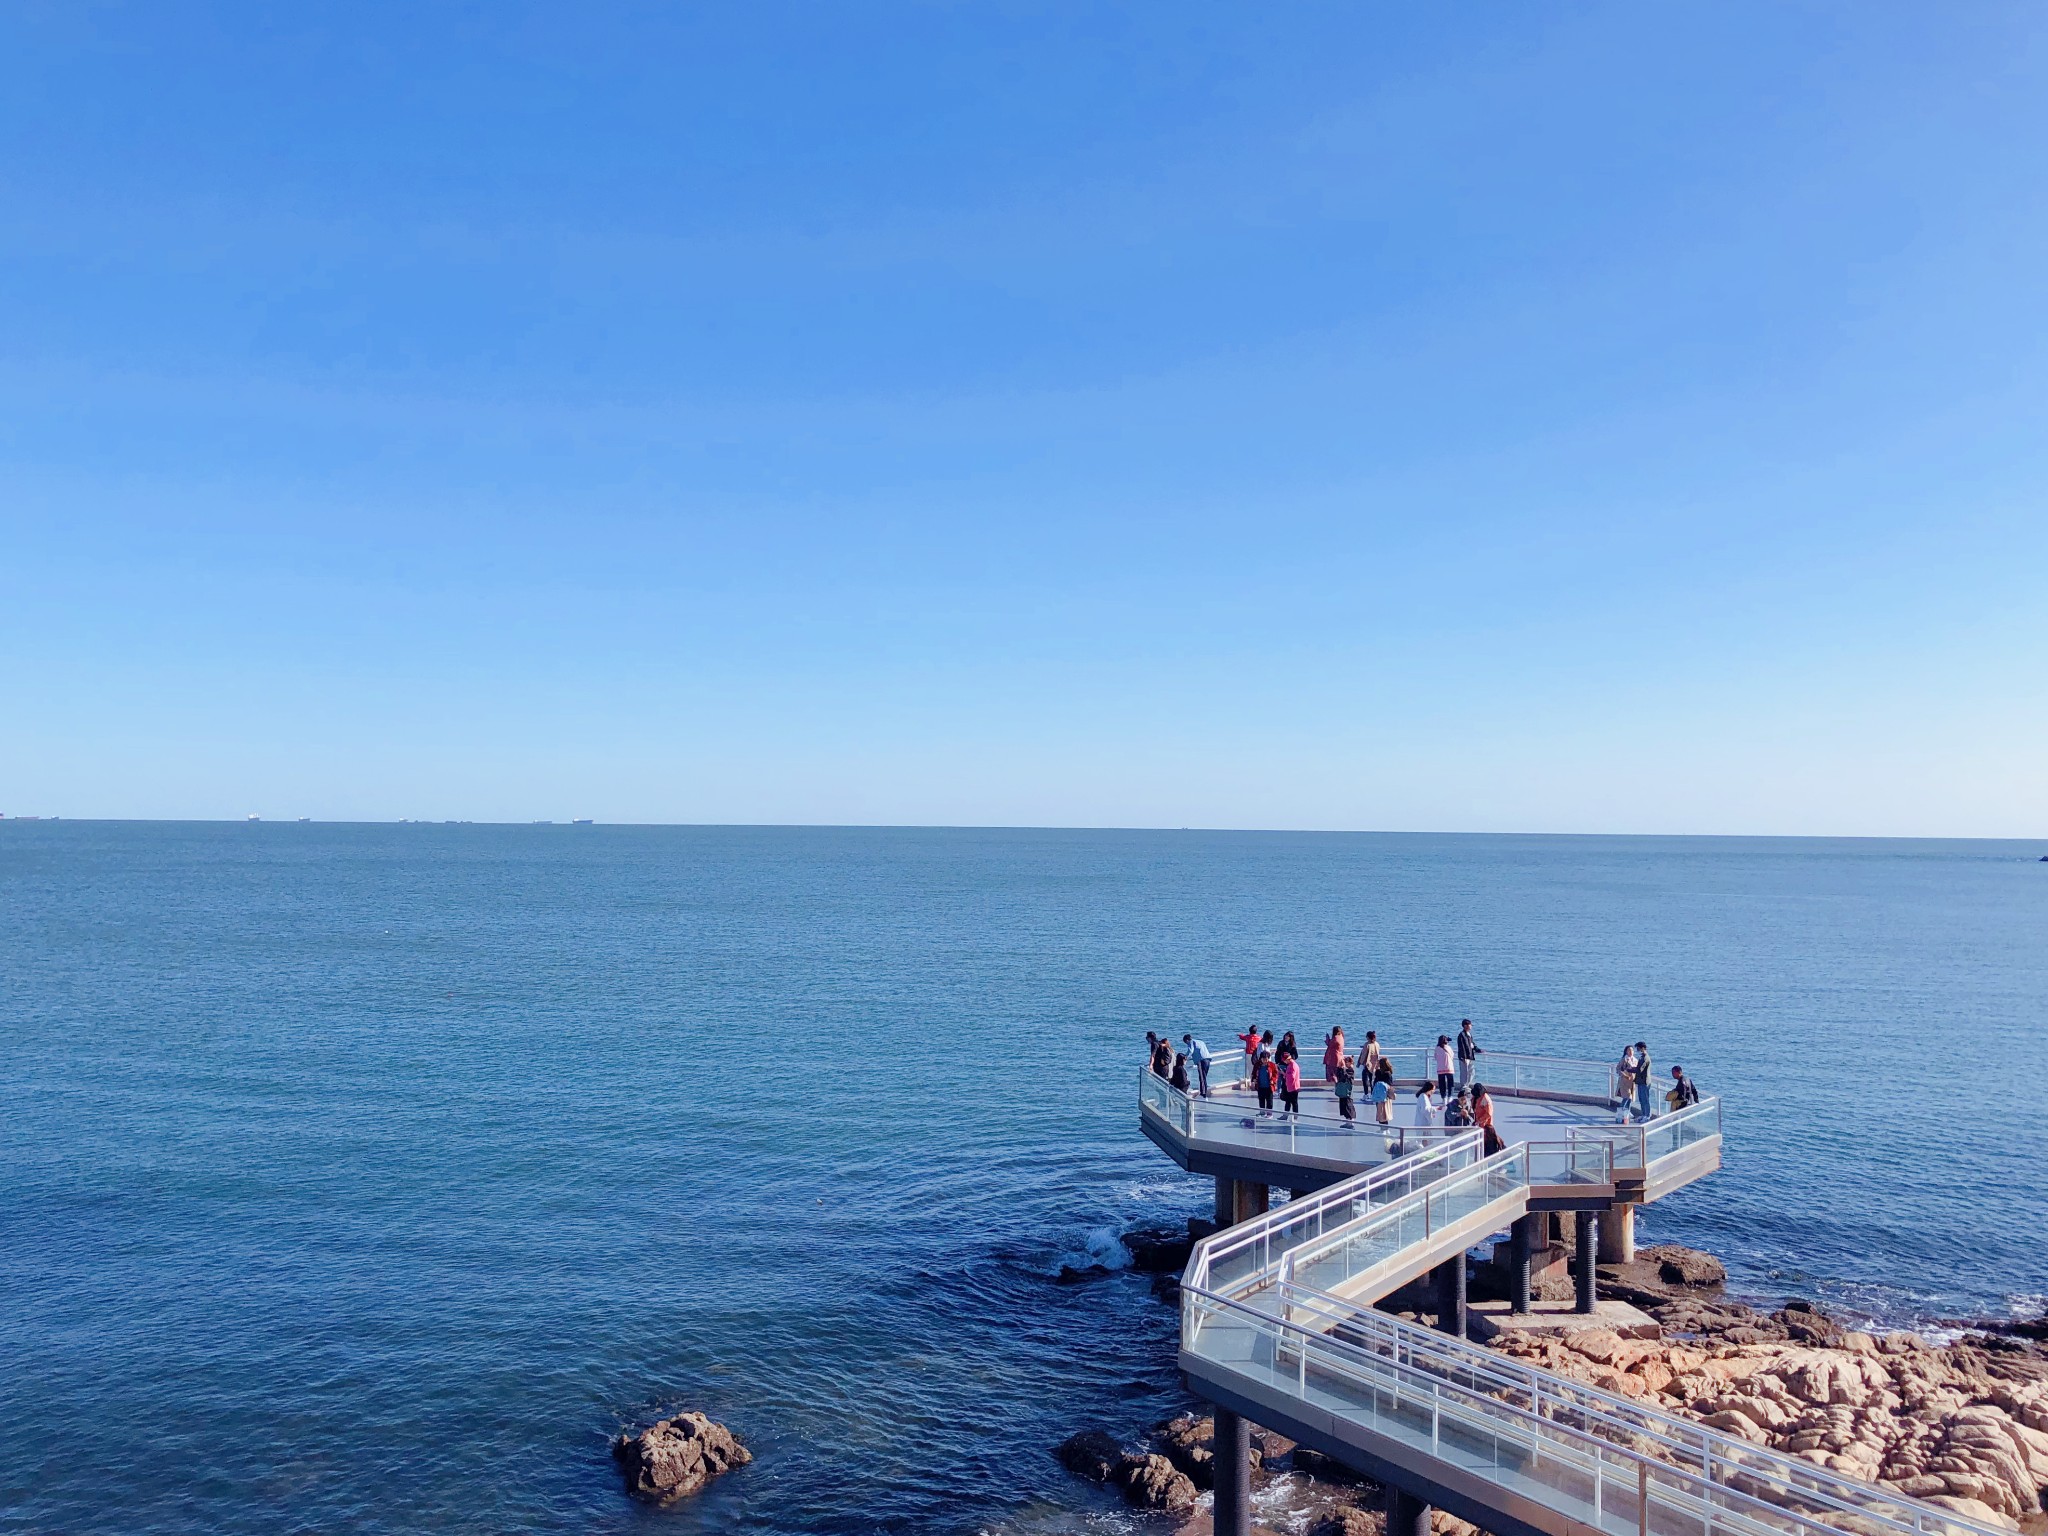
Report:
1489,1320,2048,1529
613,1411,751,1504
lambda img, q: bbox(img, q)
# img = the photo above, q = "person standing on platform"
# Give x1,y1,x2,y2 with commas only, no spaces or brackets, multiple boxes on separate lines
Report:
1278,1050,1302,1116
1615,1044,1639,1112
1633,1041,1654,1120
1433,1034,1456,1100
1456,1019,1482,1091
1237,1026,1264,1087
1170,1052,1190,1094
1360,1029,1382,1088
1322,1028,1345,1084
1252,1049,1277,1114
1181,1034,1214,1098
1333,1053,1357,1122
1411,1082,1436,1128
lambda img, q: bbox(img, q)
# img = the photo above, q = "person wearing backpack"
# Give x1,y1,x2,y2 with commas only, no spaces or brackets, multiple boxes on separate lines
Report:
1666,1065,1700,1111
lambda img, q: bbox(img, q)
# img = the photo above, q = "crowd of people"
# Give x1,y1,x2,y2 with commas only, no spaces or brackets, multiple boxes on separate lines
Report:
1143,1019,1701,1147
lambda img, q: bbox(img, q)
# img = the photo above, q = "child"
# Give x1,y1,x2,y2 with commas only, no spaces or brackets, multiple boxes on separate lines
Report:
1370,1061,1393,1125
1334,1053,1357,1122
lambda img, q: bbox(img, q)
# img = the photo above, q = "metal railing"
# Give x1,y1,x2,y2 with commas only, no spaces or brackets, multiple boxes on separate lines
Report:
1189,1132,1487,1297
1568,1097,1723,1173
1140,1067,1483,1160
1267,1140,1611,1306
1181,1281,1998,1536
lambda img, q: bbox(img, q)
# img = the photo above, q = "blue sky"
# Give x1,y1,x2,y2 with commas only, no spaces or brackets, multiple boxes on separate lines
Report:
3,2,2044,833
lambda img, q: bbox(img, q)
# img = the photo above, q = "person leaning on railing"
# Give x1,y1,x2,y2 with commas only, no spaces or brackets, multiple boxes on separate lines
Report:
1666,1065,1700,1111
1180,1033,1213,1098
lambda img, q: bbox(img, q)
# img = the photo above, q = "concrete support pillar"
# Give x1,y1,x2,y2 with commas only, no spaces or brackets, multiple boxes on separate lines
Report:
1575,1210,1599,1315
1235,1181,1269,1226
1212,1407,1252,1536
1213,1178,1268,1228
1434,1252,1467,1337
1509,1213,1536,1315
1387,1485,1432,1536
1597,1203,1635,1264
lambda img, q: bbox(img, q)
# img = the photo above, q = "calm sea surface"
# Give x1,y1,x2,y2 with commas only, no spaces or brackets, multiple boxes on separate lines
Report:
3,823,2045,1534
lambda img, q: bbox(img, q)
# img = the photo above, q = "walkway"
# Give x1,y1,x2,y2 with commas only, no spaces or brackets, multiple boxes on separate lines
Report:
1136,1051,2001,1536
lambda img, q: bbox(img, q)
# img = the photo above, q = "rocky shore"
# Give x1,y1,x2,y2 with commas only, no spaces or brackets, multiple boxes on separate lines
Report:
1056,1223,2048,1535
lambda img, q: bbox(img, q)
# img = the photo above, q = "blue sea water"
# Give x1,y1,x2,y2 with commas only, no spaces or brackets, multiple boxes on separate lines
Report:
3,823,2045,1535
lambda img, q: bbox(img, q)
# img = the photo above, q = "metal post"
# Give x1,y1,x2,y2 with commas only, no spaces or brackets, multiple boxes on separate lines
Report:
1510,1212,1535,1315
1434,1252,1467,1337
1213,1407,1252,1536
1575,1210,1598,1315
1387,1486,1431,1536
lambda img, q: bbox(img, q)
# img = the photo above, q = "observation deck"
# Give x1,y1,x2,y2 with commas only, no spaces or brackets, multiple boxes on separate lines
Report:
1133,1046,2001,1536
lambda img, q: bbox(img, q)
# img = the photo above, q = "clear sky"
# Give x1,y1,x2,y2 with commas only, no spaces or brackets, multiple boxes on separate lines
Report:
3,3,2044,834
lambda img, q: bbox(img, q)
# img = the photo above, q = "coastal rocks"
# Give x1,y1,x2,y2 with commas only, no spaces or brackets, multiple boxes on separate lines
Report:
1056,1429,1126,1483
1643,1244,1727,1288
1119,1452,1199,1514
613,1411,751,1504
1485,1309,2048,1529
1053,1428,1197,1512
1122,1224,1196,1274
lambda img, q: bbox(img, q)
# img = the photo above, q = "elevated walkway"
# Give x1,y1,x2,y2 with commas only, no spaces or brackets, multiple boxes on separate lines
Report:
1145,1050,2002,1536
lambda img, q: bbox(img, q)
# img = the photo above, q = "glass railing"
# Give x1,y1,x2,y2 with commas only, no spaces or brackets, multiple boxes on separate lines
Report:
1275,1146,1530,1300
1182,1283,2000,1536
1188,1132,1486,1300
1205,1042,1617,1101
1568,1097,1721,1174
1644,1095,1722,1163
1138,1067,1191,1133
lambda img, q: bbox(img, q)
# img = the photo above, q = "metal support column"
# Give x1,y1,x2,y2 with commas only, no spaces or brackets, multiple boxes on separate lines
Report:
1213,1407,1251,1536
1387,1485,1432,1536
1509,1213,1535,1315
1434,1252,1467,1337
1575,1210,1599,1315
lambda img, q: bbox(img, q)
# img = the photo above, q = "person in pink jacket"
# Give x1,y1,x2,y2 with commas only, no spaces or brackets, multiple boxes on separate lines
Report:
1278,1053,1302,1116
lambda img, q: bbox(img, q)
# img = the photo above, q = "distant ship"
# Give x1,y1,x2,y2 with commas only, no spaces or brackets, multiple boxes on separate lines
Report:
247,815,260,822
572,817,595,825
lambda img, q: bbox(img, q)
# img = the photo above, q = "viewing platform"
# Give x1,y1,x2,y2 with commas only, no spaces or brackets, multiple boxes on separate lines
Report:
1132,1043,2005,1536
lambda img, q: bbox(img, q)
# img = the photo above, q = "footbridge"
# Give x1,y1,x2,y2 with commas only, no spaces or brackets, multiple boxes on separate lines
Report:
1136,1054,2003,1536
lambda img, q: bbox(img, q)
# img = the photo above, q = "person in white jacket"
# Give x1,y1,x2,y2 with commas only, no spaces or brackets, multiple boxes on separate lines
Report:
1411,1084,1436,1128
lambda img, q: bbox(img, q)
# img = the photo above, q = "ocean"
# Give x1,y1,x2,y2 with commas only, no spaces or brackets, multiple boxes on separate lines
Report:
3,823,2044,1534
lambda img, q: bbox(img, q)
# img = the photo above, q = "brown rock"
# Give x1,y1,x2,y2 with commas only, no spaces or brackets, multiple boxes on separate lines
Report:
1643,1245,1727,1288
1308,1509,1382,1536
614,1411,751,1504
1056,1429,1126,1483
1118,1451,1198,1513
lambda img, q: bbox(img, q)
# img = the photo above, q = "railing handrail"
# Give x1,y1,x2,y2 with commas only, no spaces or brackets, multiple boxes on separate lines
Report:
1187,1130,1485,1288
1274,1142,1532,1292
1184,1278,1995,1536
